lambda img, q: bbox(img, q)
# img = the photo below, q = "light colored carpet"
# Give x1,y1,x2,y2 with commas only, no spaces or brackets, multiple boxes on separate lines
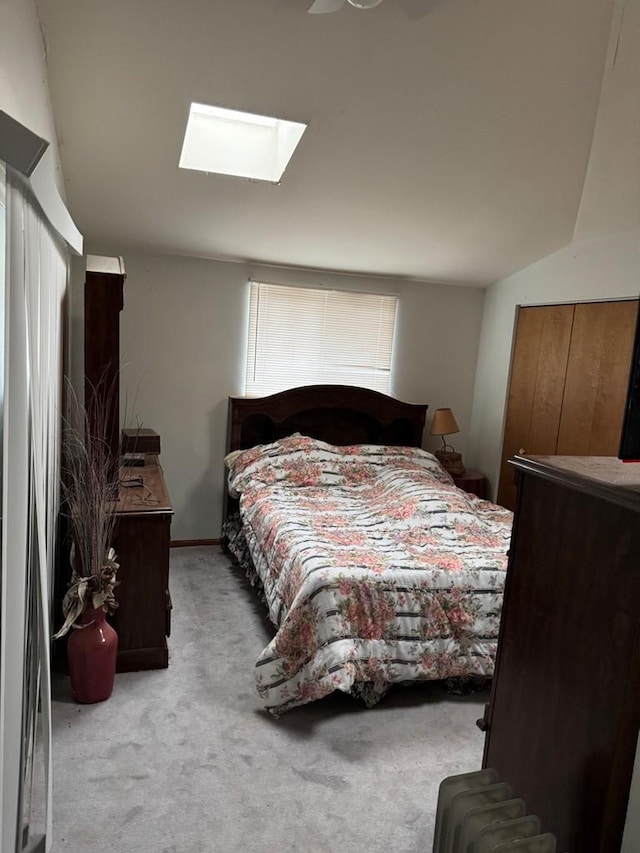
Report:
49,546,488,853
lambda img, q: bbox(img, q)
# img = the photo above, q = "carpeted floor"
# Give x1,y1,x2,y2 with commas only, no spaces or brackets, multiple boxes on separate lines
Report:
49,546,488,853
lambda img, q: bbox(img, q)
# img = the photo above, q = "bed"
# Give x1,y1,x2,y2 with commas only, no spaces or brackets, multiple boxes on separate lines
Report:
222,385,512,715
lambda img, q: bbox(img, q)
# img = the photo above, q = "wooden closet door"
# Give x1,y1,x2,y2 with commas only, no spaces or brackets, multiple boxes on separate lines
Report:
497,305,574,510
556,300,638,455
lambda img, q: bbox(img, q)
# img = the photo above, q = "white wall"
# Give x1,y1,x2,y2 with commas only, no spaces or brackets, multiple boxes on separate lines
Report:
0,0,64,193
468,0,640,496
102,251,485,539
573,0,640,242
468,228,640,491
623,739,640,852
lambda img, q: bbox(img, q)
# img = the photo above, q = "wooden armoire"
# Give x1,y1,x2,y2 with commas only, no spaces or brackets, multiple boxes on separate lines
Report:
483,454,640,852
84,255,125,466
498,300,638,509
84,256,173,671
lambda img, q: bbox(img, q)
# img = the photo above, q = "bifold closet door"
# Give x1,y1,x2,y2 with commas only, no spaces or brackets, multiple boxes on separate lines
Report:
498,300,639,510
556,300,638,455
497,305,574,510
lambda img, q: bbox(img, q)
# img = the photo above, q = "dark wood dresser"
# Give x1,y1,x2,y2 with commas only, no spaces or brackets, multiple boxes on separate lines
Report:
110,455,173,672
482,455,640,852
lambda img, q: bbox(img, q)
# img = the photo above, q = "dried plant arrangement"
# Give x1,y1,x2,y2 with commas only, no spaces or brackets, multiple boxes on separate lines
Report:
54,376,121,639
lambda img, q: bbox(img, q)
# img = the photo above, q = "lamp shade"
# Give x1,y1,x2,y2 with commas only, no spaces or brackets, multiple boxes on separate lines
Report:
430,408,460,436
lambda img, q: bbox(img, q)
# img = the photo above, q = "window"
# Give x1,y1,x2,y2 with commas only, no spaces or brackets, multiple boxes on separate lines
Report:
245,281,398,396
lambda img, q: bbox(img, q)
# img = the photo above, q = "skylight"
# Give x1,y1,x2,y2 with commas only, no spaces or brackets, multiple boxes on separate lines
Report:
179,103,307,183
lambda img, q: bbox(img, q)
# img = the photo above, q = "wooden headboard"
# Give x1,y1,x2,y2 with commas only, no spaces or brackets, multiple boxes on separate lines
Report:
222,385,428,531
226,384,428,453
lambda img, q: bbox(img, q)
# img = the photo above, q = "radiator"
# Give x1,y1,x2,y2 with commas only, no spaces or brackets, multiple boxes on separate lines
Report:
433,769,558,853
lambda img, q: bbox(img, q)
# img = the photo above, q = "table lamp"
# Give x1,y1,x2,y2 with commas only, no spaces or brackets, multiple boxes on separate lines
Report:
430,408,465,476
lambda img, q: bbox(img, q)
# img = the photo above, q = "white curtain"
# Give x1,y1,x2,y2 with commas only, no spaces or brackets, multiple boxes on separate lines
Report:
0,166,68,853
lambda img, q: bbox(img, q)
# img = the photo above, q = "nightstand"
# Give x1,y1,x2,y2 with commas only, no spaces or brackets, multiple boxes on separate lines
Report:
452,469,487,499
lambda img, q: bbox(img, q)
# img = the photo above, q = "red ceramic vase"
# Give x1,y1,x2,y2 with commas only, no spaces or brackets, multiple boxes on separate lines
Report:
67,605,118,703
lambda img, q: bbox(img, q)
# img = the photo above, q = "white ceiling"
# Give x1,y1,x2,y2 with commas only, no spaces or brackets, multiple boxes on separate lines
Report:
38,0,614,285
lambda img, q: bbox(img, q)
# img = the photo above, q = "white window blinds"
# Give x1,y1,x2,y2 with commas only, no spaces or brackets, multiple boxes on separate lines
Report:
245,281,398,397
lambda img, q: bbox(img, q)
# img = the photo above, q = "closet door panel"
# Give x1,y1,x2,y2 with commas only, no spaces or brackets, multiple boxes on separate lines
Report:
556,300,638,456
497,305,574,509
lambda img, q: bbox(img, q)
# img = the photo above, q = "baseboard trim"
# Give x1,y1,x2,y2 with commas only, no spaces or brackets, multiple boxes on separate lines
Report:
170,538,221,548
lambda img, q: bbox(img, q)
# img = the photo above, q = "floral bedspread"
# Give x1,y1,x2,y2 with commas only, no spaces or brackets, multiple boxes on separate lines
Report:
227,435,512,714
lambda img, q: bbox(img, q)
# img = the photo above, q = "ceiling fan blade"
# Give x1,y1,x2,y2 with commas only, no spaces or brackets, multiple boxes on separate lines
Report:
309,0,345,13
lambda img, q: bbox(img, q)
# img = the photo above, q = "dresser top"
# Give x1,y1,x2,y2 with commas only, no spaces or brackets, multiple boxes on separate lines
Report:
510,455,640,510
114,455,173,516
529,456,640,488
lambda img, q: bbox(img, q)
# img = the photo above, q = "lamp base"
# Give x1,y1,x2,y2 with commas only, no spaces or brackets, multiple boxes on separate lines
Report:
435,449,466,477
